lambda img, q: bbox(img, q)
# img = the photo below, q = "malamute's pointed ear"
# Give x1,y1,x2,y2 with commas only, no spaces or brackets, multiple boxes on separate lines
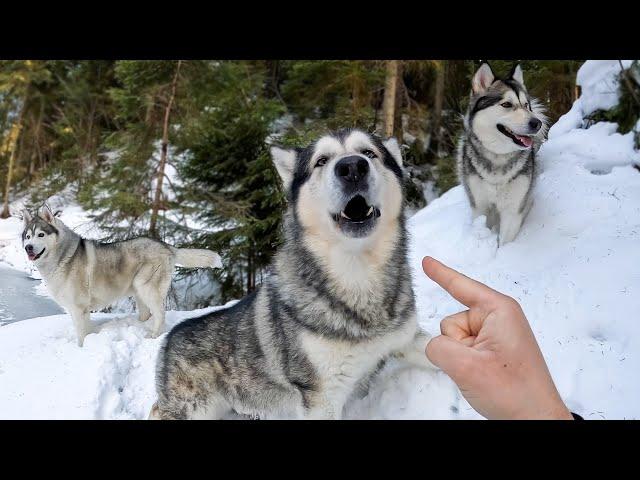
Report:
383,137,403,168
21,209,33,224
39,203,56,224
270,146,296,191
508,64,524,85
472,63,495,94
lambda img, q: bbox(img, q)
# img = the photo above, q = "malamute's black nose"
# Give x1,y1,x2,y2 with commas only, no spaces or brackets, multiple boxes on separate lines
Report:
25,244,34,253
335,156,369,184
528,118,542,132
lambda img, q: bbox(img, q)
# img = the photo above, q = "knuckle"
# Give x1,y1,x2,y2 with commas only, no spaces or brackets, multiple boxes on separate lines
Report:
501,295,520,309
440,317,451,334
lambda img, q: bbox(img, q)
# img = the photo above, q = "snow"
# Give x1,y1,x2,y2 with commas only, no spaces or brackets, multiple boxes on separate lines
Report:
0,304,236,419
576,60,633,116
550,60,633,137
1,61,639,419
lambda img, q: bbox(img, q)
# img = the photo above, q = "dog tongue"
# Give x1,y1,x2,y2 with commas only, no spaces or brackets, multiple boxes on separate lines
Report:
515,134,533,148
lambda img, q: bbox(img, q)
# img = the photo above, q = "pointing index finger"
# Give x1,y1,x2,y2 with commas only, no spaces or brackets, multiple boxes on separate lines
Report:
422,256,500,307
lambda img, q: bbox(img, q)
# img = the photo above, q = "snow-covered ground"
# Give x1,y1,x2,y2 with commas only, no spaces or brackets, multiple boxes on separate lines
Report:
1,60,639,419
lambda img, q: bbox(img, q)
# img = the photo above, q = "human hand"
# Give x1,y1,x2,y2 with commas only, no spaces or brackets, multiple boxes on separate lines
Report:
422,256,573,420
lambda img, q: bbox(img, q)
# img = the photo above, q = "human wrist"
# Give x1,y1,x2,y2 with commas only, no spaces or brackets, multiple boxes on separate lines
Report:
547,404,574,420
508,397,573,420
531,400,573,420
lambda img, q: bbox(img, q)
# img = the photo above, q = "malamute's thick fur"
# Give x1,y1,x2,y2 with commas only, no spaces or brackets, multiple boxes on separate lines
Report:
458,63,548,245
151,129,434,420
21,205,222,346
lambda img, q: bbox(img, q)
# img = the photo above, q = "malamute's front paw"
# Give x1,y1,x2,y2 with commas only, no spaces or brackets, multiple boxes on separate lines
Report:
148,402,161,420
393,329,440,371
75,330,91,347
148,326,164,338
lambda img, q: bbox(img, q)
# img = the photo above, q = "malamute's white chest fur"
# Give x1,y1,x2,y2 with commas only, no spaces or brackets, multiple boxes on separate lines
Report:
466,172,532,213
299,316,419,419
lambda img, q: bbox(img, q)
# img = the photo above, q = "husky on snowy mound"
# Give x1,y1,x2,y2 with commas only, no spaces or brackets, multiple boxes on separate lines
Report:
458,63,548,245
150,129,436,420
20,204,222,346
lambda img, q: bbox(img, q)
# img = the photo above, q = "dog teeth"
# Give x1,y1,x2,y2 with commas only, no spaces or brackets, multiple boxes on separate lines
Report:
366,206,373,216
340,211,351,219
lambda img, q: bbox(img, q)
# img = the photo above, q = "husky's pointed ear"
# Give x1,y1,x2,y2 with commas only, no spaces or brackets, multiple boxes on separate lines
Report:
21,209,33,224
509,64,524,85
270,146,296,191
472,63,495,94
39,203,55,224
383,137,403,167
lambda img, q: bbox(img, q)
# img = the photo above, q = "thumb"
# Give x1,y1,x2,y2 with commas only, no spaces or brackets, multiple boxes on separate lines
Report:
426,335,478,381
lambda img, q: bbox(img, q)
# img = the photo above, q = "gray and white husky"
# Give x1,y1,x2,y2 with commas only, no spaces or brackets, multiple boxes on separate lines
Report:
150,129,435,420
20,204,222,346
457,63,548,245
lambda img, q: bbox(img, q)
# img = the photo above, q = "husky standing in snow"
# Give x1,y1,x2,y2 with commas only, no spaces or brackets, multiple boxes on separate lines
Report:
458,63,548,245
150,129,435,420
20,204,222,346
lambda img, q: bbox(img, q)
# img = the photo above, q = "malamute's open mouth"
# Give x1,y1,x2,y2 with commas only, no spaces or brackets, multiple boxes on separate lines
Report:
28,248,46,261
497,124,534,148
332,195,380,237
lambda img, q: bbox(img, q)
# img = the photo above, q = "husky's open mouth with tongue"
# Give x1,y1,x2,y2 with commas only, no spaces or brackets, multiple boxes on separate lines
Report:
28,248,46,261
332,194,381,238
497,124,534,149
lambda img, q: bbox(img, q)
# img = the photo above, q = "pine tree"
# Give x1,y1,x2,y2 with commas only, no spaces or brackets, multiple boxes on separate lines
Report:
80,60,204,240
0,60,52,217
47,61,117,190
177,61,284,300
280,60,385,132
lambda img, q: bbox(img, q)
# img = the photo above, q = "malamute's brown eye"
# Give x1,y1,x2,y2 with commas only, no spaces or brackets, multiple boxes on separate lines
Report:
315,156,328,167
501,102,513,108
361,149,377,159
38,233,45,237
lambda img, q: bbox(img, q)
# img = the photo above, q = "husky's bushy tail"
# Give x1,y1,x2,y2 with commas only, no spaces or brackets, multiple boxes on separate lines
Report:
173,248,222,269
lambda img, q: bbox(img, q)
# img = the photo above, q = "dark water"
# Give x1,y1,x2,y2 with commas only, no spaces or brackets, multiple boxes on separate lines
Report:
0,265,64,324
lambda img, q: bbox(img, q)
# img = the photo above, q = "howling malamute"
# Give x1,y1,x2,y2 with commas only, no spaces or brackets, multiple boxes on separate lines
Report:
20,204,222,346
458,63,548,245
150,129,434,420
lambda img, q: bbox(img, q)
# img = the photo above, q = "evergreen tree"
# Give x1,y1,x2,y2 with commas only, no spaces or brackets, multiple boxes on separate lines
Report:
177,61,284,300
79,60,206,240
0,60,52,217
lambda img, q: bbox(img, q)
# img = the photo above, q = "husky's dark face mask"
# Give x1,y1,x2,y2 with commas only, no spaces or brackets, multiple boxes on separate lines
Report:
21,204,60,263
468,63,547,155
270,129,405,240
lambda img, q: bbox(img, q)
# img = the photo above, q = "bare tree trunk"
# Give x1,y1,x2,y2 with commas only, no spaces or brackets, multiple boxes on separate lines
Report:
394,64,405,143
149,60,182,238
246,249,254,294
1,98,28,218
382,60,399,137
432,60,446,154
27,107,41,185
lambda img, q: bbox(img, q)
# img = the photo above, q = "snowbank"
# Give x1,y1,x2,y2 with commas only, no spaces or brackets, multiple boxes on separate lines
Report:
551,60,633,137
0,304,236,419
1,60,639,419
